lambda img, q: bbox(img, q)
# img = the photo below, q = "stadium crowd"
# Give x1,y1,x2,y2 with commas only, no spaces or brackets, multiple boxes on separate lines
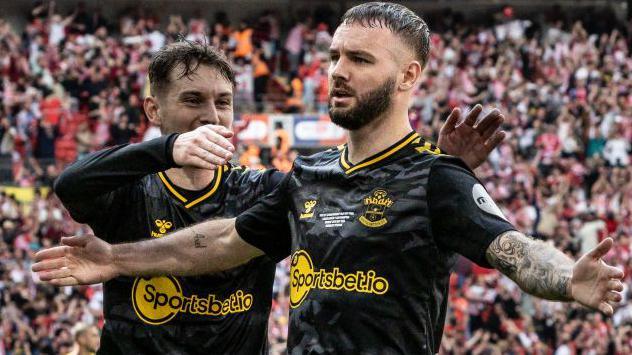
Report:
0,1,631,353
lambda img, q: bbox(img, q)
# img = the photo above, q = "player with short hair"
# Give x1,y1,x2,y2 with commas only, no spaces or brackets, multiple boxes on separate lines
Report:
51,41,286,354
46,35,503,354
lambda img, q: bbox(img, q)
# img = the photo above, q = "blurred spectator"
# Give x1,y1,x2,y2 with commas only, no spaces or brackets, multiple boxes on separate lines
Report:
66,323,100,355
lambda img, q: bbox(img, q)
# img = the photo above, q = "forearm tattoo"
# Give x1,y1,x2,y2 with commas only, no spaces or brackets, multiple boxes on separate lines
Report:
485,231,573,301
191,228,207,248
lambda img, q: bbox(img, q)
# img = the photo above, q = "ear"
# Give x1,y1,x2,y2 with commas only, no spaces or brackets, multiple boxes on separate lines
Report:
143,96,161,127
399,60,423,92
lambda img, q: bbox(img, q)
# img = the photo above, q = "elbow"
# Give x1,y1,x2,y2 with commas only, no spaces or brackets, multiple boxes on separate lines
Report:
53,172,71,202
53,162,83,202
53,169,78,204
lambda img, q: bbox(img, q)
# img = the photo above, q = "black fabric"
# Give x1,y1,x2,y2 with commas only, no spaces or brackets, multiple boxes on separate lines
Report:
428,156,517,268
54,134,179,224
235,133,517,354
55,138,285,354
235,172,293,262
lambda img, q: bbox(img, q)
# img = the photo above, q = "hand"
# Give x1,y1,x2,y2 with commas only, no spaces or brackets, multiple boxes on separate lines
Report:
172,125,235,170
571,238,625,316
437,104,506,170
32,235,118,286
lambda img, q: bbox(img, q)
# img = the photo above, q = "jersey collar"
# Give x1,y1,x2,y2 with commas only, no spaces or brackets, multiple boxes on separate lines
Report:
339,131,420,175
157,165,229,208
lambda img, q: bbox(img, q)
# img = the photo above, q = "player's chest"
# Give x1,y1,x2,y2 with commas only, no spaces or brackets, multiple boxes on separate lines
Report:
140,198,233,240
290,177,429,240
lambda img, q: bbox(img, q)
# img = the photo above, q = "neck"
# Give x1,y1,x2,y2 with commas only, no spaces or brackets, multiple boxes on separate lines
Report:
346,104,413,164
164,166,215,190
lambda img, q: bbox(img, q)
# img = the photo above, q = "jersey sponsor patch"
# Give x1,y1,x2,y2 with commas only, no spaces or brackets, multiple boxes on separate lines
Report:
472,184,508,221
289,250,389,308
131,276,253,325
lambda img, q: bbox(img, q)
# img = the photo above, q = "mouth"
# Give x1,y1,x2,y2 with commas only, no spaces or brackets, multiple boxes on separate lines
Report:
331,88,354,98
330,89,354,106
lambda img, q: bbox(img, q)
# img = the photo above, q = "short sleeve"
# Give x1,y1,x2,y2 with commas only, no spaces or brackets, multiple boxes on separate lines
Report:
235,171,293,262
428,156,517,268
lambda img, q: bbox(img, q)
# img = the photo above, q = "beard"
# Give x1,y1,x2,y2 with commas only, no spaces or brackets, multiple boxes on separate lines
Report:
329,77,396,131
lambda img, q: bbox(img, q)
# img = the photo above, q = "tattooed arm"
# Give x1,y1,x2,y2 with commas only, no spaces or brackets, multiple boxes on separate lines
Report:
485,231,573,301
486,231,625,315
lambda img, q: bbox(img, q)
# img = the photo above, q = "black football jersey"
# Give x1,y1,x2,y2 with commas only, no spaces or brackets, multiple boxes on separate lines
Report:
55,135,285,354
236,131,517,354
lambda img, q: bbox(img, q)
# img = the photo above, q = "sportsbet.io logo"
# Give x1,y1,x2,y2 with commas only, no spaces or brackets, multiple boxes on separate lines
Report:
290,250,389,308
131,276,253,325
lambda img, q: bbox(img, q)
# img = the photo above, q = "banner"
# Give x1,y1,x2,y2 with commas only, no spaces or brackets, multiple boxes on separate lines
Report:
236,114,270,144
293,114,346,147
235,114,346,148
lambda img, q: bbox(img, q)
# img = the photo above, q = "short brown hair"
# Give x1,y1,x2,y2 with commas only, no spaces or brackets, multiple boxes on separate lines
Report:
148,41,235,97
341,2,430,67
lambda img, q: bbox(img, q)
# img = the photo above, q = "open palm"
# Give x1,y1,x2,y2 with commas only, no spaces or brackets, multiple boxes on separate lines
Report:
437,105,506,170
571,238,625,316
32,235,118,286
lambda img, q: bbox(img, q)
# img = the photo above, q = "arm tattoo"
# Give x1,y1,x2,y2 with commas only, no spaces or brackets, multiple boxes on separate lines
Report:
485,231,573,301
191,228,207,248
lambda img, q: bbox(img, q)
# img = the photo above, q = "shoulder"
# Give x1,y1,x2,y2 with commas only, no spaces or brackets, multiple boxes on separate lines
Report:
224,164,286,194
293,147,341,169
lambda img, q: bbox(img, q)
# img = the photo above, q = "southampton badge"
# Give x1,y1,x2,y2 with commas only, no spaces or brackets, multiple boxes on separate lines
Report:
359,189,394,228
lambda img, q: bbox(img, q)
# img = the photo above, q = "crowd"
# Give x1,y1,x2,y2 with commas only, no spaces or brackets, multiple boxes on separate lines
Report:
0,1,631,354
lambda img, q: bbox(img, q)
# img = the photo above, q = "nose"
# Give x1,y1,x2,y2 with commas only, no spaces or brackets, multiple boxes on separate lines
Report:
330,57,350,83
199,102,219,125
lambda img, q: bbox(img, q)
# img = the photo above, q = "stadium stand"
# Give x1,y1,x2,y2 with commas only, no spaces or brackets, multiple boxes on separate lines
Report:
0,0,631,353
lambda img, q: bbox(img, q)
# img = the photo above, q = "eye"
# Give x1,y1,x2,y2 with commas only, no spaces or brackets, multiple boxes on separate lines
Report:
329,54,339,63
183,97,201,105
216,100,232,108
352,56,369,64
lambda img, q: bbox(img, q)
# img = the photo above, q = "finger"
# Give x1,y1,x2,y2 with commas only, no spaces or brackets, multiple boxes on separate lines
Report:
192,148,229,166
474,109,502,135
205,125,235,139
459,104,482,127
441,108,460,135
196,139,233,162
34,246,67,262
50,277,80,287
32,258,66,272
200,127,235,152
606,266,625,279
606,291,623,303
193,146,229,166
61,235,89,247
598,302,614,316
607,280,624,292
484,130,506,152
185,154,217,170
588,238,614,259
480,114,504,140
37,267,73,281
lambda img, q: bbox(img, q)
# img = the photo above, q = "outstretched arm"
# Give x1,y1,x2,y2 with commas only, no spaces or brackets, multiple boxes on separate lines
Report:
32,218,264,286
486,231,624,315
56,125,234,224
427,156,624,315
34,171,294,286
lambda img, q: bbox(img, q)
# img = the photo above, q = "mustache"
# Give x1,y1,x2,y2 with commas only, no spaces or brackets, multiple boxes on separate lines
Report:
329,82,355,96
